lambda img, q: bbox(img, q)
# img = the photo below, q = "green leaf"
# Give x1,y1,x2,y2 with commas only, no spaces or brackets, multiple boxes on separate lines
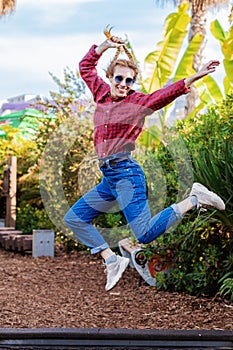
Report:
174,33,203,81
195,80,214,105
223,75,231,94
186,101,205,121
138,124,163,149
203,75,224,103
163,1,190,36
210,20,233,96
222,26,233,60
144,3,190,93
210,20,227,44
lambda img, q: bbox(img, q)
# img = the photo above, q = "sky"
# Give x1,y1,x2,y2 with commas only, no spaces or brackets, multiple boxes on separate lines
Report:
0,0,231,102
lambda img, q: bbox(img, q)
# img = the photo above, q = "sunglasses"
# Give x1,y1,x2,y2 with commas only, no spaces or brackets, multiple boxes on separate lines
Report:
114,75,135,86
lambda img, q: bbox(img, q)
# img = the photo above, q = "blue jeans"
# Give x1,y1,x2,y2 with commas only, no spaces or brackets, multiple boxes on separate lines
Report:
64,158,182,254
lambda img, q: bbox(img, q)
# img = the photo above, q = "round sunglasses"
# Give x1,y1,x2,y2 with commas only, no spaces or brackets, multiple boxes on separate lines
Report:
114,75,135,86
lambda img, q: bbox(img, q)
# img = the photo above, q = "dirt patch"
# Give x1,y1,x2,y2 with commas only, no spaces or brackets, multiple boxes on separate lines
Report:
0,248,232,329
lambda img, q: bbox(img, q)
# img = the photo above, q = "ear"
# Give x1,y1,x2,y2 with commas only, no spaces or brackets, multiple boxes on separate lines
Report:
109,75,113,84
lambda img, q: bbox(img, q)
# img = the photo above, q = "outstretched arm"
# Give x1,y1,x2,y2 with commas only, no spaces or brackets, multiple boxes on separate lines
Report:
133,60,220,113
184,60,220,88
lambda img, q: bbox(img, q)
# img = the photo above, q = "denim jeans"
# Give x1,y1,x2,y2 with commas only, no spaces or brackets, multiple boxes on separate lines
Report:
64,158,182,254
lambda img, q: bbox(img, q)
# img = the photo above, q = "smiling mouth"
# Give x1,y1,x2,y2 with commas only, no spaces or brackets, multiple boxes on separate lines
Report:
117,86,128,93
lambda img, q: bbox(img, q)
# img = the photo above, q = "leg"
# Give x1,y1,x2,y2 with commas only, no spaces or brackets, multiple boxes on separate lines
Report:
64,176,130,291
111,159,194,244
114,161,225,244
64,177,116,254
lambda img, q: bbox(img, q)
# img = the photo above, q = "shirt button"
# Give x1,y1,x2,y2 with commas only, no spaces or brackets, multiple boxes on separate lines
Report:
103,139,106,142
104,125,107,128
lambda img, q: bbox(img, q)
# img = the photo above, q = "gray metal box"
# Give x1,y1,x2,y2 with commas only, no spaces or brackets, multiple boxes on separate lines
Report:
32,229,54,258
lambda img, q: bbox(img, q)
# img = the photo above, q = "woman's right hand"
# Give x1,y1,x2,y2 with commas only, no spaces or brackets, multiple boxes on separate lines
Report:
108,36,125,45
95,37,125,55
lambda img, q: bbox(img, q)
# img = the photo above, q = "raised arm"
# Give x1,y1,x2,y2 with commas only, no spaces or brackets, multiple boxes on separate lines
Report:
79,37,124,101
78,45,106,101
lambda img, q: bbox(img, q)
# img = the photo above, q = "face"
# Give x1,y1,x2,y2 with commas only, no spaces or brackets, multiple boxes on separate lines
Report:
109,65,135,99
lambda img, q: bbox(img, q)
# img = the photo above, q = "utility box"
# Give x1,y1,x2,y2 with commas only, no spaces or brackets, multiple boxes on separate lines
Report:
32,230,54,258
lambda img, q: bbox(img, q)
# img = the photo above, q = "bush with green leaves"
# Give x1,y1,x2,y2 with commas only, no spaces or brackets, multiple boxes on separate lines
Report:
0,128,40,219
176,93,233,227
152,212,233,297
16,204,55,234
219,272,233,301
0,69,96,247
144,94,233,299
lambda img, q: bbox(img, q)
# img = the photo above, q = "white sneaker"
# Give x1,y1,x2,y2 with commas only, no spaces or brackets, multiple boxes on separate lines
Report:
190,182,225,211
131,249,156,286
105,255,130,291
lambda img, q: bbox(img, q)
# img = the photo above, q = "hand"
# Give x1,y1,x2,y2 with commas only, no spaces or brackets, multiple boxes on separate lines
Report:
95,37,125,55
108,35,125,45
185,60,220,88
197,60,220,78
103,25,125,48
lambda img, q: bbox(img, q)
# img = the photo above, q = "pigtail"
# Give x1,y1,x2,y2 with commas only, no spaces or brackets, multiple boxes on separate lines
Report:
122,45,134,63
112,47,122,62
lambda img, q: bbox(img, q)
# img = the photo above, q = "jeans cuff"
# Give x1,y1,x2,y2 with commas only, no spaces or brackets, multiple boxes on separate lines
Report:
171,203,183,220
91,242,109,254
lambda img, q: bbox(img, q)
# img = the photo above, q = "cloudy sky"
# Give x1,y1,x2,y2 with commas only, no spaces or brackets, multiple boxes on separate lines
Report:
0,0,230,102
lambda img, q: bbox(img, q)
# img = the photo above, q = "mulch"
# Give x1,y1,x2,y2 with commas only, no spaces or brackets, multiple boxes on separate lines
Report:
0,247,232,329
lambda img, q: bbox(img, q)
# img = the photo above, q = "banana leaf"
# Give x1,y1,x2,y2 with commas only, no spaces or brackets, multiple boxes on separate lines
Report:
203,75,224,103
210,19,228,44
173,33,203,81
186,101,205,121
143,2,190,93
210,20,233,96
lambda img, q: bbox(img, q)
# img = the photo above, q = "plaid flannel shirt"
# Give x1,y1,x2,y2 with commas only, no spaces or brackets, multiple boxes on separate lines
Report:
79,45,190,159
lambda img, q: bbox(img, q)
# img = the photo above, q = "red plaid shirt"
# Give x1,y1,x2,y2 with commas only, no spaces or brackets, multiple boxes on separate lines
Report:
79,45,190,159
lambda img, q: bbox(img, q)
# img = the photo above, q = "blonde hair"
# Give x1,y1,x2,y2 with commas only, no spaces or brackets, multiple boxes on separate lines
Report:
106,58,139,80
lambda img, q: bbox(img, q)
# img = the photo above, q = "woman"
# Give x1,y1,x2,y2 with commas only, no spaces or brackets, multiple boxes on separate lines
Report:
64,29,225,291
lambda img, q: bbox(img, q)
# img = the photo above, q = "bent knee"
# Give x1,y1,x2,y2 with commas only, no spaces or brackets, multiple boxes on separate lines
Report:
64,209,76,225
64,212,70,226
64,209,87,228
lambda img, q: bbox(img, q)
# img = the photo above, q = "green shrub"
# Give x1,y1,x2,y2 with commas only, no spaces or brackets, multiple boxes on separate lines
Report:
219,272,233,301
16,204,56,234
153,213,233,296
55,231,85,252
141,94,233,299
